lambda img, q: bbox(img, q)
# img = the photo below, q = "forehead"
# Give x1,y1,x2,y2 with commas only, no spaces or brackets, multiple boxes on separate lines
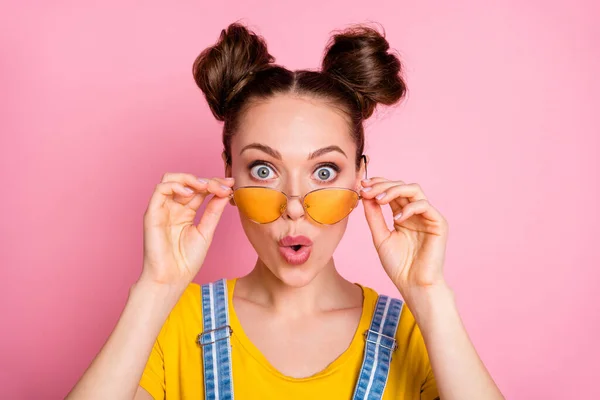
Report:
232,94,354,158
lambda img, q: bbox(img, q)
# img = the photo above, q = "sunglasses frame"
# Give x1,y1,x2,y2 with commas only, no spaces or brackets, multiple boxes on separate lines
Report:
228,155,369,225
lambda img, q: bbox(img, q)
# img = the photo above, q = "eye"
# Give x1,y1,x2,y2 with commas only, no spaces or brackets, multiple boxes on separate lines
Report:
250,164,276,180
313,165,338,182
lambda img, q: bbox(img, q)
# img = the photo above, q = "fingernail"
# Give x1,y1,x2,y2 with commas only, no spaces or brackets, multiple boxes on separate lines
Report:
376,192,386,200
224,177,234,181
198,178,208,184
362,178,370,183
394,212,403,220
220,184,231,191
362,187,372,192
184,187,194,194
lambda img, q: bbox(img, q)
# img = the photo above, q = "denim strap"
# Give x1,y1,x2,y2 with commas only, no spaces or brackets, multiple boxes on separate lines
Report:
197,279,234,400
352,295,404,400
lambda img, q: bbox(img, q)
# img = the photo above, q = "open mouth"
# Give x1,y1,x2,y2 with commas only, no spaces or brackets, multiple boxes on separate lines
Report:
278,235,313,265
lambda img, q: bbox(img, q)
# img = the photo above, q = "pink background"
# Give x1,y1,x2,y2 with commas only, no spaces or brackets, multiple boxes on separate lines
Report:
1,0,598,398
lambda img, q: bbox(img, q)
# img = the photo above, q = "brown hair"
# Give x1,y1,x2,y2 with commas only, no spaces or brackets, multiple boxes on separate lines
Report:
192,22,407,168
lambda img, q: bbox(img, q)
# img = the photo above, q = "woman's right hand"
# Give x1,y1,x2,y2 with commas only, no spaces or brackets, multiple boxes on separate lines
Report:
140,173,234,288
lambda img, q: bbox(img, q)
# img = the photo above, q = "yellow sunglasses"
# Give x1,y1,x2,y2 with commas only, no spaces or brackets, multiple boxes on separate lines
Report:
229,155,368,225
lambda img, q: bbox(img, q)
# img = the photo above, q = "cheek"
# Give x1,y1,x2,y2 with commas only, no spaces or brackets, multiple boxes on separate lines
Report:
240,217,276,251
314,219,349,254
237,210,350,263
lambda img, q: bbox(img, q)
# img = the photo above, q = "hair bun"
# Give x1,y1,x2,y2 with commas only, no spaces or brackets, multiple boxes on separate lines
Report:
322,25,407,119
193,22,274,121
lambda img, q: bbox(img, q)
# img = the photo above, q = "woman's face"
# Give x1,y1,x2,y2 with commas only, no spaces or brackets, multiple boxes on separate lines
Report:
227,93,365,288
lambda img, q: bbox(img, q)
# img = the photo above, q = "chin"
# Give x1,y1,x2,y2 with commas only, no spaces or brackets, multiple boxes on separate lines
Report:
262,248,330,289
270,263,321,288
240,216,343,288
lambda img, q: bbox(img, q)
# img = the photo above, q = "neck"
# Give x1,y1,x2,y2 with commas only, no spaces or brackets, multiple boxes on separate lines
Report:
236,257,361,318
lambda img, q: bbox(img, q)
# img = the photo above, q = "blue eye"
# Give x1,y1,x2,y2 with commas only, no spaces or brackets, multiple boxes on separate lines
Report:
250,164,275,180
313,166,337,182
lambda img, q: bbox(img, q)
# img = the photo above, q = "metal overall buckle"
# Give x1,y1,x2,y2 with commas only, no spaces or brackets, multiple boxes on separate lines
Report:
363,329,399,352
197,325,233,347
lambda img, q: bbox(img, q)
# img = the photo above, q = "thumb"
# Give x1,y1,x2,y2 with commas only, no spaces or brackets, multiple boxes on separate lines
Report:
195,194,230,245
362,198,390,249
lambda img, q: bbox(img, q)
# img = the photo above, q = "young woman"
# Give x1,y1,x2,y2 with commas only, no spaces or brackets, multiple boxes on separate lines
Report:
67,22,504,400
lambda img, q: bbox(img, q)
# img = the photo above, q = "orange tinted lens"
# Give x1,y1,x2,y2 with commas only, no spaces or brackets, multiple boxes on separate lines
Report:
233,187,287,223
304,188,359,224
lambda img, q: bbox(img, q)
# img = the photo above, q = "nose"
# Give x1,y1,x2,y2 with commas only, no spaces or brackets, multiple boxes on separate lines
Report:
281,176,306,221
283,194,305,221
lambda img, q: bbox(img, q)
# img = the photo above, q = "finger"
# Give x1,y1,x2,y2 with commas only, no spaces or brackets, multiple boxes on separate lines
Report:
360,181,410,208
195,194,230,244
171,177,233,208
393,199,444,224
163,179,207,209
210,176,235,187
360,180,406,198
162,173,234,194
203,177,234,198
161,172,209,191
362,198,390,249
361,177,394,187
370,183,427,205
186,178,235,211
147,181,196,212
185,191,209,211
151,176,233,212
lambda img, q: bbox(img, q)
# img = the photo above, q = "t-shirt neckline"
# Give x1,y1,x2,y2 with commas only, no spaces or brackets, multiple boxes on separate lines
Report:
226,277,375,382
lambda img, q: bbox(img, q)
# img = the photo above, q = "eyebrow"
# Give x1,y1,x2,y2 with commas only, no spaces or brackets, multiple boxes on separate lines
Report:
240,143,347,160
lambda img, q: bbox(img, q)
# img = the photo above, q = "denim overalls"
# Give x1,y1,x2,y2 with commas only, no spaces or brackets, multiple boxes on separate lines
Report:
197,279,404,400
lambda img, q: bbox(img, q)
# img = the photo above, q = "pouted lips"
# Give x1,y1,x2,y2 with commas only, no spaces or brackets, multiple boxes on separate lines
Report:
278,235,313,265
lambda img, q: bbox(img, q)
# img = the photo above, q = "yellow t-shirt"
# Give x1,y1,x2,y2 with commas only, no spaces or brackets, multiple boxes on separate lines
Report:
140,279,439,400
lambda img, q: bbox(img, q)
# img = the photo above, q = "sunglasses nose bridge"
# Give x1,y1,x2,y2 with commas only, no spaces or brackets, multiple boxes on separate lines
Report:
282,193,306,219
286,194,307,207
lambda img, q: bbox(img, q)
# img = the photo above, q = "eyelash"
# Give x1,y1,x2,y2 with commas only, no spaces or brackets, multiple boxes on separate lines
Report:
313,162,340,184
247,160,341,184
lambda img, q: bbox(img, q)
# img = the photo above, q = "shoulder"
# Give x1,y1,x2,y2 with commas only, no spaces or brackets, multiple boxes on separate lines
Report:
172,281,202,317
160,281,203,341
168,278,235,327
361,285,430,364
359,284,408,328
362,285,435,391
157,279,237,347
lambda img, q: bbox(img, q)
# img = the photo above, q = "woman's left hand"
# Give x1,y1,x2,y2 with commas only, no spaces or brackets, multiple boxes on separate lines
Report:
360,177,449,298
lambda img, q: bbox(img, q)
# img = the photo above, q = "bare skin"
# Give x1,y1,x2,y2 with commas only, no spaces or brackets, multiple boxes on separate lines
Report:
233,260,364,378
67,94,503,400
223,94,369,378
